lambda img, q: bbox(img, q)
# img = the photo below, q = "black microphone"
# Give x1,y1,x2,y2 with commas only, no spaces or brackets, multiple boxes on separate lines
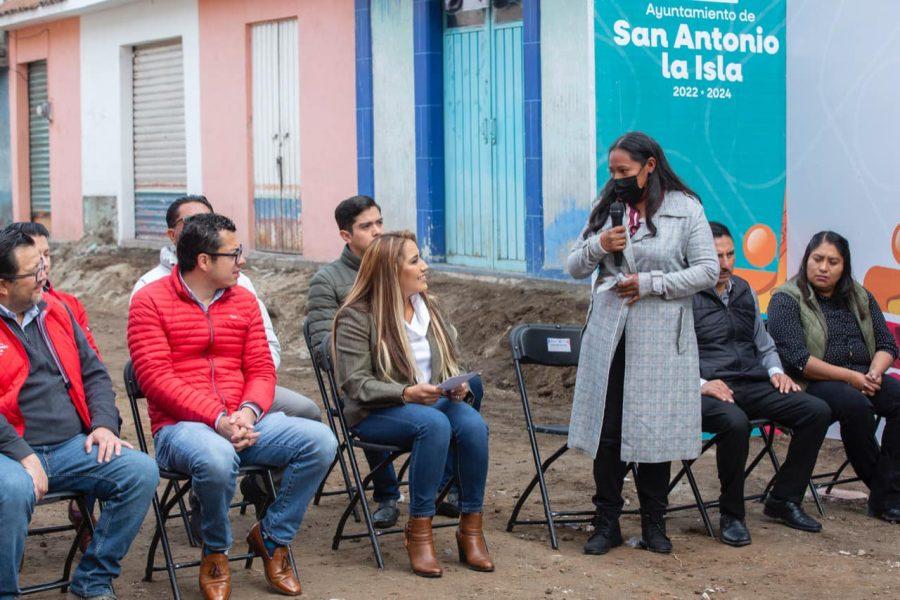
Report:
609,200,625,267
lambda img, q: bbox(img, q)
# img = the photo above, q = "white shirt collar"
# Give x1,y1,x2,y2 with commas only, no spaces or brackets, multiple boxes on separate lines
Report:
404,293,431,337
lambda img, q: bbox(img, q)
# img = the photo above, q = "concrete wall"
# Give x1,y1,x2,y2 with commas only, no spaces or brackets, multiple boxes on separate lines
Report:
540,0,596,272
371,0,416,232
0,67,10,228
80,0,202,242
198,0,357,261
786,0,900,318
7,18,82,240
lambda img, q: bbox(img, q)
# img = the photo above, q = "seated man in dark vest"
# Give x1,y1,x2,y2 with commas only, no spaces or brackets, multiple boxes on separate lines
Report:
696,222,832,546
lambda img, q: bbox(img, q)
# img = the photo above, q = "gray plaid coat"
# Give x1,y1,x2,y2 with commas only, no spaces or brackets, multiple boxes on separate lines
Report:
566,191,718,463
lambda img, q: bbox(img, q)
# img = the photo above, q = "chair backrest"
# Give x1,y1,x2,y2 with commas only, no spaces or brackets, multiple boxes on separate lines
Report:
123,360,152,455
509,323,582,367
303,318,353,436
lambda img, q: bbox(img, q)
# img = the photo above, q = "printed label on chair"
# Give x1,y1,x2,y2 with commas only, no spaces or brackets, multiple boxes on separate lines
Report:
547,338,571,353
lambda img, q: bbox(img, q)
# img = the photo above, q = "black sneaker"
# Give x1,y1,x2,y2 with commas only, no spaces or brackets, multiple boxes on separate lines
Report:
639,513,673,554
583,513,623,555
371,498,400,529
719,513,752,547
763,499,822,532
436,490,461,518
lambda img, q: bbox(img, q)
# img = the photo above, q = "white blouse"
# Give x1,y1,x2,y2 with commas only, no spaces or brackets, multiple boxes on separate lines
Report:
404,294,432,384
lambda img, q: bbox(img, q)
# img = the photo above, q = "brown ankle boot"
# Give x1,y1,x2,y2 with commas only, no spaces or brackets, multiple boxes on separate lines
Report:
199,551,231,600
456,513,494,572
404,516,442,577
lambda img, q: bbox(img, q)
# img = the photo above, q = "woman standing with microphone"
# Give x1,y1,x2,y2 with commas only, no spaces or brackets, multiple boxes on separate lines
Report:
567,132,719,556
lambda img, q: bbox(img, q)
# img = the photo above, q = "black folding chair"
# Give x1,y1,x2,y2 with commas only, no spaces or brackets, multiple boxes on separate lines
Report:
311,339,456,569
124,361,296,600
19,492,94,596
505,323,750,548
811,416,884,494
302,319,359,513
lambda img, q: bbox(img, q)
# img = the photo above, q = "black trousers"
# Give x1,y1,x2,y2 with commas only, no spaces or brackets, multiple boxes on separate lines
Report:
593,339,671,517
807,375,900,510
702,379,831,518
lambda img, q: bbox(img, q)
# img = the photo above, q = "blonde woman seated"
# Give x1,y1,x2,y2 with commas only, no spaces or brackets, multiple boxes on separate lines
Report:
332,231,493,577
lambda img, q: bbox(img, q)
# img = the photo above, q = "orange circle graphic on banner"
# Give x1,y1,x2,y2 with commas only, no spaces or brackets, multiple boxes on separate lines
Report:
743,224,777,268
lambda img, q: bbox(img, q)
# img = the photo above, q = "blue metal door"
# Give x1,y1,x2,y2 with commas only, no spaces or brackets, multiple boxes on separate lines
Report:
443,3,524,271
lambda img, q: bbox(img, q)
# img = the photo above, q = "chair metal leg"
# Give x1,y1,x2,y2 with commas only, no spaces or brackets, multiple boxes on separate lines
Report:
172,480,199,548
148,490,182,600
808,478,826,516
506,442,569,552
59,496,95,593
682,461,715,538
824,459,852,494
396,454,412,483
314,455,339,505
332,447,386,569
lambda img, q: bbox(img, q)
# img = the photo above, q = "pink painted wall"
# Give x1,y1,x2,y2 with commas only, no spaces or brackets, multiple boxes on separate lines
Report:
198,0,357,260
7,18,82,240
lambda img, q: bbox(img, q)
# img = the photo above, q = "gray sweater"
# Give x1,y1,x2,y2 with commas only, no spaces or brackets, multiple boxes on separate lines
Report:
0,303,119,461
306,245,361,356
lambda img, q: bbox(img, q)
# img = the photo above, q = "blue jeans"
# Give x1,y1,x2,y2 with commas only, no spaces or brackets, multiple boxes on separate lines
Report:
364,376,485,503
0,435,159,599
352,398,489,517
154,412,337,551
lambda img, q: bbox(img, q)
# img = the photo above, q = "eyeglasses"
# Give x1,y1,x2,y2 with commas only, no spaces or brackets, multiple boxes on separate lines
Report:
0,257,46,285
205,244,243,264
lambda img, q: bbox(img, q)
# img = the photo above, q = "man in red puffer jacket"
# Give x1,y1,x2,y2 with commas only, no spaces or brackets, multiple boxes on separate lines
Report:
128,213,336,600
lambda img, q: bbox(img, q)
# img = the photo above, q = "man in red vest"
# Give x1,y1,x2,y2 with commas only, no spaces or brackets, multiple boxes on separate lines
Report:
0,229,158,600
3,221,104,546
3,221,101,358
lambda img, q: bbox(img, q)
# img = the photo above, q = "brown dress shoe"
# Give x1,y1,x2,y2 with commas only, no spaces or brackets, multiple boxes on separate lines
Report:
199,551,231,600
404,516,442,577
456,513,494,572
246,522,301,596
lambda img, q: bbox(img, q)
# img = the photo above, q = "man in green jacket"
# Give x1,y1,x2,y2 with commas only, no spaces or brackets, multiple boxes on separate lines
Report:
306,196,382,357
307,195,404,527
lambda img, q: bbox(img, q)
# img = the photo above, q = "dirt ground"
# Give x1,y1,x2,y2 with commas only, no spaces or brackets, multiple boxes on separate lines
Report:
18,242,899,599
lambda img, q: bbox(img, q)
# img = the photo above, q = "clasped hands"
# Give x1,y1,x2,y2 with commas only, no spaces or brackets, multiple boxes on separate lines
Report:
215,407,260,451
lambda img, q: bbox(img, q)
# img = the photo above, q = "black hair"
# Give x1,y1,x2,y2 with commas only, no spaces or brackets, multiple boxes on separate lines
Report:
0,230,36,278
584,131,700,239
177,213,237,273
3,221,51,239
165,195,214,228
796,231,854,309
709,221,732,240
335,195,381,232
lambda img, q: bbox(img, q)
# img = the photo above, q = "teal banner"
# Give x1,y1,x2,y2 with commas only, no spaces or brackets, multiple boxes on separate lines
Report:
595,0,786,293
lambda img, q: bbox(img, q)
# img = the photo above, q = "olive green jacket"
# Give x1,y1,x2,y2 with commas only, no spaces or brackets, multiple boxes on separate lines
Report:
333,303,461,427
306,245,361,357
